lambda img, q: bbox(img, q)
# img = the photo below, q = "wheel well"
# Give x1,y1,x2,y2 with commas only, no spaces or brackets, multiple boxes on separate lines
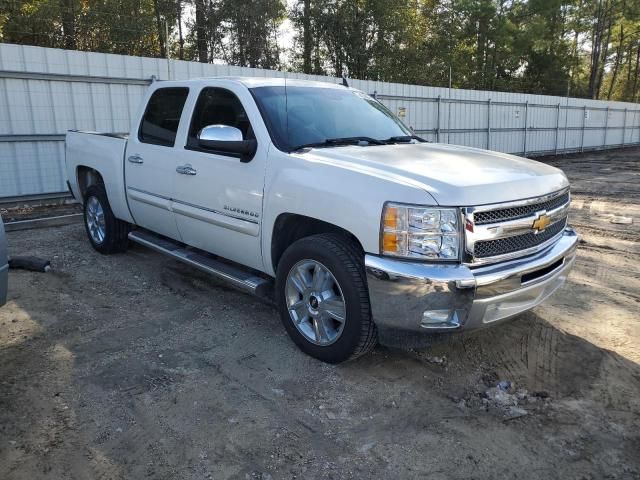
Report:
76,166,104,199
271,213,363,272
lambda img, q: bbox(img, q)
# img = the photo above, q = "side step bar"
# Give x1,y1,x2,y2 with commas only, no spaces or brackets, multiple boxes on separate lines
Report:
128,230,273,298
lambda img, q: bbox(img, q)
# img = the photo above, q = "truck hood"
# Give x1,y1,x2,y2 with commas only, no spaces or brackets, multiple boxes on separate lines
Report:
301,143,569,206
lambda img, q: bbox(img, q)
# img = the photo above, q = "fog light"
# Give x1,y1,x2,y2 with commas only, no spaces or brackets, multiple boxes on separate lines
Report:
420,309,462,329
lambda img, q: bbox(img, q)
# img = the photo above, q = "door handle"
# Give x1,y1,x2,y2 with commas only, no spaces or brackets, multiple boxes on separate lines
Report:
127,154,144,164
176,164,197,175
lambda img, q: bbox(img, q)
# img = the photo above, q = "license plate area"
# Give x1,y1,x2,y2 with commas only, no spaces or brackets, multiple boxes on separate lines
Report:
521,258,564,285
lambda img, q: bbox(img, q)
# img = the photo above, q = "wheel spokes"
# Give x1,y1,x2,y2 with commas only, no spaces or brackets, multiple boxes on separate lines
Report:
321,296,346,323
311,264,329,292
313,317,331,343
288,299,308,324
285,259,346,346
86,196,107,244
290,265,311,294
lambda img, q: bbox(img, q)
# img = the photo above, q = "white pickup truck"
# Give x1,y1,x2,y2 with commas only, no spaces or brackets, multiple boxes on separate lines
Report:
65,77,578,363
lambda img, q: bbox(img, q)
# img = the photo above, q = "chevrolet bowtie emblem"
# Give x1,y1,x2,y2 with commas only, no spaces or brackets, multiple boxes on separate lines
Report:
532,213,551,232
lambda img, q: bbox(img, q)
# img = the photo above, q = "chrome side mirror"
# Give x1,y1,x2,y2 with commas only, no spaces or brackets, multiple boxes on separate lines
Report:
198,124,243,142
196,124,257,163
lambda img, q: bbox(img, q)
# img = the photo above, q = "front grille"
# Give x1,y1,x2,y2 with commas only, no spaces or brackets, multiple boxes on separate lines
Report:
473,219,566,258
474,191,569,225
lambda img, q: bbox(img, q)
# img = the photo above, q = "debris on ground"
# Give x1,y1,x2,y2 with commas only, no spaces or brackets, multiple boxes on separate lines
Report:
609,215,633,225
0,201,80,223
485,385,519,407
497,380,512,391
504,406,529,421
8,256,51,272
453,377,552,420
423,355,447,366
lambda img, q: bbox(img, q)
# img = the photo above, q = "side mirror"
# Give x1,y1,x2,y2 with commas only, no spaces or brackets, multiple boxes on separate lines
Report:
197,124,257,162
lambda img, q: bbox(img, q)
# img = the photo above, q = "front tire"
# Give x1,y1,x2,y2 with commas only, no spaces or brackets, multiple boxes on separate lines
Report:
275,234,378,363
83,184,129,254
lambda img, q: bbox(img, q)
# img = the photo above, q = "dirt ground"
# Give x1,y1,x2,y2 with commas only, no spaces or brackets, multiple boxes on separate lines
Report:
1,148,639,479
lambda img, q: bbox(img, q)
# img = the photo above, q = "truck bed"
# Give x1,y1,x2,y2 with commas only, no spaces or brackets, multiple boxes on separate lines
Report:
65,130,134,223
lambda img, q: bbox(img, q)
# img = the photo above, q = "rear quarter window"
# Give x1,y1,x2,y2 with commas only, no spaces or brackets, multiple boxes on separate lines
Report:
139,88,189,147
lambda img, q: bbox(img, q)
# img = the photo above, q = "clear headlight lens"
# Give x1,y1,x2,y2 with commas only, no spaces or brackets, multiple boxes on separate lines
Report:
381,203,460,260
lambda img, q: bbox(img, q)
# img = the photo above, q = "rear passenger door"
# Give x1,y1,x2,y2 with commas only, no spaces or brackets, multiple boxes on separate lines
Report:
125,87,189,241
172,85,267,271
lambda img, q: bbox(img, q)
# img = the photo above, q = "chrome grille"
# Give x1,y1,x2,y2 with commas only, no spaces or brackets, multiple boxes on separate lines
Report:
473,219,567,258
474,192,570,225
464,189,571,264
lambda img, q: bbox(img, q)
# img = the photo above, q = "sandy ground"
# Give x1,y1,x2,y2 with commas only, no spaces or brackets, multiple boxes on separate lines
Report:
1,148,639,479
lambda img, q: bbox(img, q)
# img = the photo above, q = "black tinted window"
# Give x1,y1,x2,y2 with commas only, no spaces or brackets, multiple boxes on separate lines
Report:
139,88,189,147
188,88,254,144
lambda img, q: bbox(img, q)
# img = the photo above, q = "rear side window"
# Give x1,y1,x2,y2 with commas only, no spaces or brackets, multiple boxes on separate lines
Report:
139,88,189,147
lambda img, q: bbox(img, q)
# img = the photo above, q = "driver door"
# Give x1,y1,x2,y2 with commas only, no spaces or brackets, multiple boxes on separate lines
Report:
172,86,267,271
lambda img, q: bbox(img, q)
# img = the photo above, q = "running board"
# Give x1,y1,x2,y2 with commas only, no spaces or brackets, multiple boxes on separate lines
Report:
128,230,273,298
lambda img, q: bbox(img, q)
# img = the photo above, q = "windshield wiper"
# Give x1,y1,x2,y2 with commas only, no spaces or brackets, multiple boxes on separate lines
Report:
292,136,386,151
382,135,427,144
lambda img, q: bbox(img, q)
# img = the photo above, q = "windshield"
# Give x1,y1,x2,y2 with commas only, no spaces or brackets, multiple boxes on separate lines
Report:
251,86,413,151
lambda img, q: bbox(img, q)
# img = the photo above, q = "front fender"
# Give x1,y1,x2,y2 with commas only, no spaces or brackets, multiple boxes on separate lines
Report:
261,149,434,276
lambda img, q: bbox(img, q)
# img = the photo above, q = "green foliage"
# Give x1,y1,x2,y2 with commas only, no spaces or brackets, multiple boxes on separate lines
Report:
220,0,285,68
1,0,638,102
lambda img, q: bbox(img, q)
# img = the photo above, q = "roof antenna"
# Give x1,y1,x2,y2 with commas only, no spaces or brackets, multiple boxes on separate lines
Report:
342,75,349,88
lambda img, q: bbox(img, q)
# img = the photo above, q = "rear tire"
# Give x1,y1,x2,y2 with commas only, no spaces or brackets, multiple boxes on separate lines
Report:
275,233,378,363
83,184,129,254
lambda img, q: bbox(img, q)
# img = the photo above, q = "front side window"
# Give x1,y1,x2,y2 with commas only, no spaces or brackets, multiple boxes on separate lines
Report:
187,87,255,148
251,86,412,152
139,87,189,147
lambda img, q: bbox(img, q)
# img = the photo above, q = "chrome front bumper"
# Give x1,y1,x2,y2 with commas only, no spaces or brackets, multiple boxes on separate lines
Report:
365,227,578,333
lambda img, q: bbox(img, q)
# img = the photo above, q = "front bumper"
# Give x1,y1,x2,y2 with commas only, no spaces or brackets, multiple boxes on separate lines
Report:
365,227,578,333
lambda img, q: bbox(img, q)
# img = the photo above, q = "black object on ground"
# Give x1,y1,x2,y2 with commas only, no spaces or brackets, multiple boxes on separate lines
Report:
8,256,51,272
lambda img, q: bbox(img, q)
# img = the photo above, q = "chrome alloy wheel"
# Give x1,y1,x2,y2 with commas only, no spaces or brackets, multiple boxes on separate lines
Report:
86,196,106,244
285,259,347,346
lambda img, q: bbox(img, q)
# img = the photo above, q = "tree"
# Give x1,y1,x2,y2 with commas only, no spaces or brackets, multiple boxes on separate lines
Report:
1,0,639,101
219,0,285,68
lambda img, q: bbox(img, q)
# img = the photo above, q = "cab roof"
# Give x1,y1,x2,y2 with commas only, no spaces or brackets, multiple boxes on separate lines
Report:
160,76,349,90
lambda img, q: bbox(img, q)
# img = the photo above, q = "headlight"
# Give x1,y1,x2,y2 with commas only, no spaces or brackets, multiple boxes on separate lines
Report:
381,203,460,260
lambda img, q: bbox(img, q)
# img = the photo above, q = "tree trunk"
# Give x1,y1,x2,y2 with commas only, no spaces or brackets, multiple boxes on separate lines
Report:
313,35,321,74
60,0,76,50
195,0,208,63
594,15,612,99
153,0,167,58
607,24,624,100
177,0,184,60
633,45,640,101
588,0,605,98
476,17,486,86
623,42,633,100
302,0,312,74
